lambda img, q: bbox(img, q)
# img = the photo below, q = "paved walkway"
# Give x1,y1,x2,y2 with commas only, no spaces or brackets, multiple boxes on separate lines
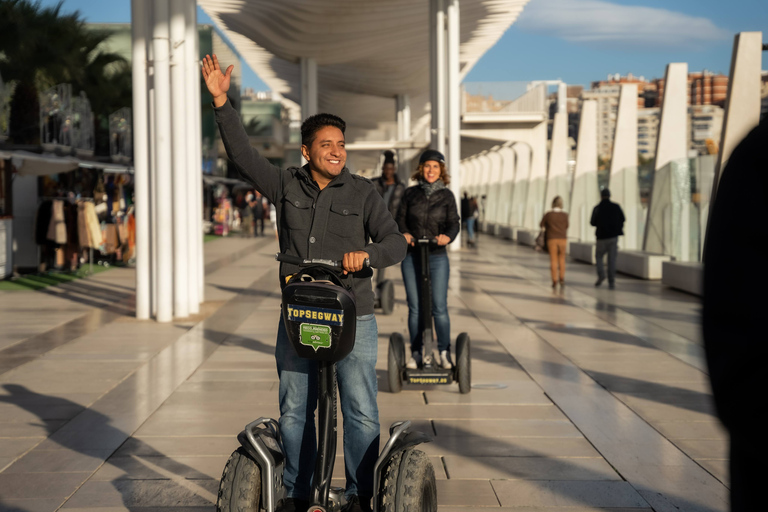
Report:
0,234,727,512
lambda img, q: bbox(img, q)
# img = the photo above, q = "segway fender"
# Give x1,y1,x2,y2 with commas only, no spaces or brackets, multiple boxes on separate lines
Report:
372,421,433,512
237,418,287,512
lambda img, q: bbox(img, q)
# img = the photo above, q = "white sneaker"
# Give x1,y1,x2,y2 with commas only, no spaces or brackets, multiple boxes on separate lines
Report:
406,351,422,369
440,350,453,369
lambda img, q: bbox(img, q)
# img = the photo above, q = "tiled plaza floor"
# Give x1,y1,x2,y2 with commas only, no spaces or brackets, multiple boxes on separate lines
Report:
0,234,726,512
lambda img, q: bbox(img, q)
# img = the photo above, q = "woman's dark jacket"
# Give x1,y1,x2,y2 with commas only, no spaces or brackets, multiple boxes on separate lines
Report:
396,184,461,255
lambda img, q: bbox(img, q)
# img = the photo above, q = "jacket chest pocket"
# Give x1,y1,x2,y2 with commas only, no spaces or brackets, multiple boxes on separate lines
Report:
328,202,362,238
283,193,313,230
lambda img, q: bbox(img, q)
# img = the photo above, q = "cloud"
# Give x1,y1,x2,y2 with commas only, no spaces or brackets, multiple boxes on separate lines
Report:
517,0,730,49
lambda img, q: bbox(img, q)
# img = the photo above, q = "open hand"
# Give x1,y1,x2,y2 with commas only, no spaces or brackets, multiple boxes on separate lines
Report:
201,54,234,107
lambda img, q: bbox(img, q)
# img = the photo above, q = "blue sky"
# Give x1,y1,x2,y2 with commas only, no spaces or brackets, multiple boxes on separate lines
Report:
40,0,767,89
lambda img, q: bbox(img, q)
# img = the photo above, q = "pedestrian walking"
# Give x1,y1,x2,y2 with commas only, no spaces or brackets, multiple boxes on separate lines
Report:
250,190,265,236
373,150,406,283
590,188,625,289
540,196,568,288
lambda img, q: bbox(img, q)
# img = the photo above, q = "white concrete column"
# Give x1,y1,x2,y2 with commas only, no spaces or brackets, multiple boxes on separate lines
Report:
396,94,411,141
192,5,204,302
300,57,318,120
557,82,567,114
569,100,599,241
609,83,639,250
429,0,438,149
498,145,516,227
435,0,446,156
170,0,189,319
523,121,548,230
643,63,690,258
712,31,763,199
183,0,199,314
545,111,569,212
486,149,504,228
131,0,151,320
446,0,461,248
152,0,173,323
510,143,530,228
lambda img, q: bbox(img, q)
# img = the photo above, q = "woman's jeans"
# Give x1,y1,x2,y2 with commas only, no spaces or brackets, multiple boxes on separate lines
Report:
276,313,380,500
466,217,476,242
401,250,451,353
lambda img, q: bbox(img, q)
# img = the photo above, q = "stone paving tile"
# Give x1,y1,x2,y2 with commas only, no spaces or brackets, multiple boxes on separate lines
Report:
0,472,92,499
60,479,218,508
697,458,729,485
376,404,565,421
0,498,67,512
2,449,113,474
113,436,239,458
654,420,727,440
422,436,601,458
435,480,500,507
444,455,618,480
433,418,581,438
424,386,551,405
674,438,729,460
90,455,228,481
438,508,652,512
491,480,650,508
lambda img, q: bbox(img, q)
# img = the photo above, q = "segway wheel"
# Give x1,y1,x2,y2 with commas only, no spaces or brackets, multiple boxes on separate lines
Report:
217,447,261,512
379,280,395,316
388,333,405,394
456,332,471,394
379,449,437,512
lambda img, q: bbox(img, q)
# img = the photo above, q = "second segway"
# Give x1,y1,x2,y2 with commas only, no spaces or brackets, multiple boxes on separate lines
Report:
388,238,471,394
217,254,437,512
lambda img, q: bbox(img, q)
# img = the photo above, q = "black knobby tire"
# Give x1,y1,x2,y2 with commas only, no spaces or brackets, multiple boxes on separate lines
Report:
379,280,395,316
388,333,405,393
379,449,437,512
217,447,261,512
456,332,471,394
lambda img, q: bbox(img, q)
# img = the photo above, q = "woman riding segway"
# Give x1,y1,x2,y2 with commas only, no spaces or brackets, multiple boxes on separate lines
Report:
396,150,460,370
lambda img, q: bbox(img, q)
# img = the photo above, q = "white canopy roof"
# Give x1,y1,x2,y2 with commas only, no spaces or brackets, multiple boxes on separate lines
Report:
199,0,530,155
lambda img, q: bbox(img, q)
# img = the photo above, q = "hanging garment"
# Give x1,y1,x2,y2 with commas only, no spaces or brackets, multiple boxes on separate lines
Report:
83,201,103,248
77,202,90,249
47,199,68,245
35,200,53,245
64,201,79,269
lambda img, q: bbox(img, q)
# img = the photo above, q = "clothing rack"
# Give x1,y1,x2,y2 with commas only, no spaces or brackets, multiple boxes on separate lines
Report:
39,196,96,275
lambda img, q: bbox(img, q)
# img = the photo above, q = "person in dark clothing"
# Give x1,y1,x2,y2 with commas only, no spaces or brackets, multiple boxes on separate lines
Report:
373,151,406,284
590,188,625,289
703,118,767,512
396,149,461,371
373,150,405,220
460,192,470,242
203,54,407,512
249,190,265,236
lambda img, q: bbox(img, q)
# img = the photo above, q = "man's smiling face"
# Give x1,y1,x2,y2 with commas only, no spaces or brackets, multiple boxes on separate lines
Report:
303,125,346,184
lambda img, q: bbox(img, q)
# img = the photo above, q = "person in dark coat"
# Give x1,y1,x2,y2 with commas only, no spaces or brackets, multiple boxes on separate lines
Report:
373,150,405,220
703,117,768,512
590,188,625,289
396,149,461,370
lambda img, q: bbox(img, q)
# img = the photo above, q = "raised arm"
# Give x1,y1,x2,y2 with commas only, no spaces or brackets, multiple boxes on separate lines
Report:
202,54,289,203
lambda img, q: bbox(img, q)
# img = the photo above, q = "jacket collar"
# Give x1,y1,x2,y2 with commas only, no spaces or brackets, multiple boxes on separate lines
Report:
297,164,352,189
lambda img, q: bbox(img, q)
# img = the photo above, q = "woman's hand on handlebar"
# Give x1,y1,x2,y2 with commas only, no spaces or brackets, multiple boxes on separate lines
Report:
342,251,370,275
403,233,415,246
436,234,450,246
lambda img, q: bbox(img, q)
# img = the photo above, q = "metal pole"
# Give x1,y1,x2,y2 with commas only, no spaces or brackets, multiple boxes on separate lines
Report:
131,0,150,320
436,0,446,156
170,0,189,318
152,0,173,322
429,0,438,149
447,0,461,249
184,0,200,314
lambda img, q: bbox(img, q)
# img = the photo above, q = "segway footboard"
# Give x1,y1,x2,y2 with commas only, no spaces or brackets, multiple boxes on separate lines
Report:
373,421,435,512
237,418,287,512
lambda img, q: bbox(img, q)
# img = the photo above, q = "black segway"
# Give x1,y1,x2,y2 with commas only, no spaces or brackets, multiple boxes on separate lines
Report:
388,239,471,394
373,269,395,316
217,254,437,512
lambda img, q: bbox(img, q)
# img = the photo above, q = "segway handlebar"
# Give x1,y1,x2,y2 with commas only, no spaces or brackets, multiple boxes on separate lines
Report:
275,253,370,268
416,237,439,245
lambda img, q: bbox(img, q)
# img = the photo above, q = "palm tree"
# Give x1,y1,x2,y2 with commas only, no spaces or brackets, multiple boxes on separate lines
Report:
0,0,129,149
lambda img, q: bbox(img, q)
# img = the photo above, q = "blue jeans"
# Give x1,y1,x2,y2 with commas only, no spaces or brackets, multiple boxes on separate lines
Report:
466,217,476,242
276,313,380,500
401,251,451,353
